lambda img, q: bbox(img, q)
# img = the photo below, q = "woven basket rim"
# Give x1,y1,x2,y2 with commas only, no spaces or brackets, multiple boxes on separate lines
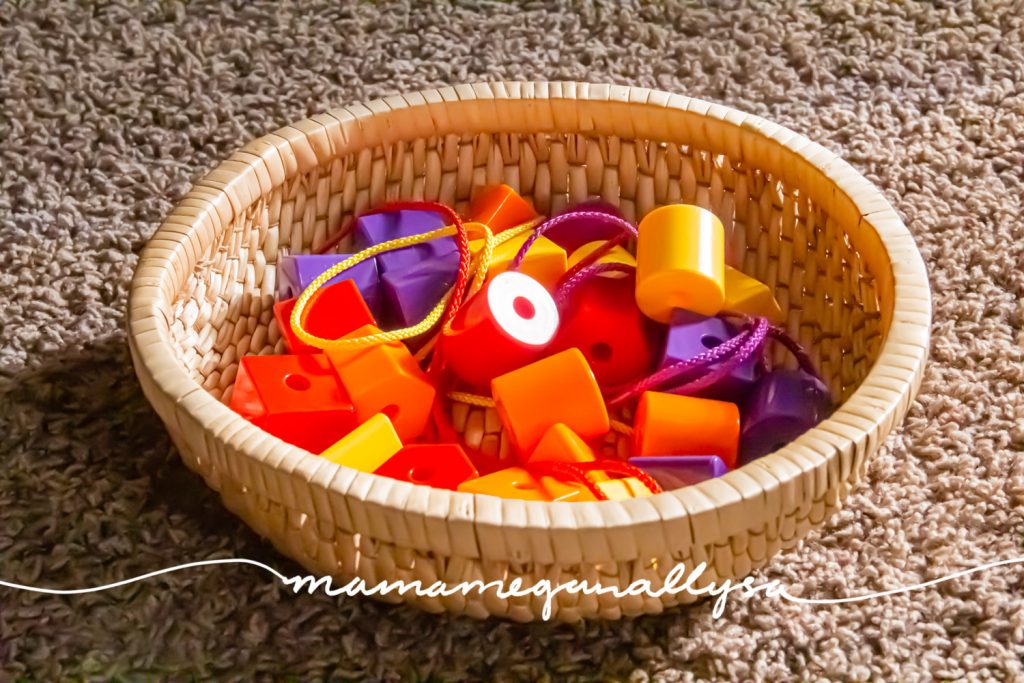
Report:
127,81,931,555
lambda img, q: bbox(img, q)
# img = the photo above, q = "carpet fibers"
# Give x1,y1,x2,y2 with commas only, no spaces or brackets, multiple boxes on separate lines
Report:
2,1,1024,680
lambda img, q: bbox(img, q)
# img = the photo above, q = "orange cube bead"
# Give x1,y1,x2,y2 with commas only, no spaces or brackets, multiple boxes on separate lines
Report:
320,413,403,472
524,423,596,465
467,184,538,234
457,467,595,502
273,279,376,354
324,325,436,442
491,348,609,454
632,391,740,468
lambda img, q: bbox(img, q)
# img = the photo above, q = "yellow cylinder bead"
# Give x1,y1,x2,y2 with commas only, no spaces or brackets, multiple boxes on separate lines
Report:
635,204,725,322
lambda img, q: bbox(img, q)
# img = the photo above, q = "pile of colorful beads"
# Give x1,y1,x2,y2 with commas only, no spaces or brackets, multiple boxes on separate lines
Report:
228,185,832,502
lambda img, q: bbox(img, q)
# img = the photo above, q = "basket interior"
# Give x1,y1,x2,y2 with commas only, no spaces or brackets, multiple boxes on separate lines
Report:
165,129,884,459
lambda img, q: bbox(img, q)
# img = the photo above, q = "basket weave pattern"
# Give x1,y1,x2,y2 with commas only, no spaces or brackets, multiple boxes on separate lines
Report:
128,82,930,621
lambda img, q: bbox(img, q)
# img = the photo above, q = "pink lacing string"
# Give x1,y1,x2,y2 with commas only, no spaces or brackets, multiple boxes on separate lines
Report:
509,210,638,271
607,316,770,406
555,262,635,308
765,324,819,378
607,316,826,406
511,209,826,410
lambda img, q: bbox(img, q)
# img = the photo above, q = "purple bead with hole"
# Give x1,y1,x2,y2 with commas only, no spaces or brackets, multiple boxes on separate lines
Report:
739,369,832,465
352,209,457,275
379,256,458,328
544,201,627,253
658,309,762,402
277,254,383,318
628,456,729,490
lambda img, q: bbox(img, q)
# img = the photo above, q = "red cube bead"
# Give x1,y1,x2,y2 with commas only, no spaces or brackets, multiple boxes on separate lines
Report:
229,354,357,454
374,444,479,490
273,278,376,354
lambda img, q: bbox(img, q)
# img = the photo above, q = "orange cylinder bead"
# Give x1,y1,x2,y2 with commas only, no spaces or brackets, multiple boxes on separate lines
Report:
635,204,725,322
632,391,740,468
491,348,609,454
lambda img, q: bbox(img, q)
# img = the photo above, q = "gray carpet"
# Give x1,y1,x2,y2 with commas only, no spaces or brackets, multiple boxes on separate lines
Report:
3,0,1024,679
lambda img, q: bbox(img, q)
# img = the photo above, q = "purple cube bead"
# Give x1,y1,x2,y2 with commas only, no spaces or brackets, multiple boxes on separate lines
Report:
628,456,729,490
739,369,832,465
277,254,383,318
352,209,457,275
544,201,626,253
380,257,458,328
658,309,762,402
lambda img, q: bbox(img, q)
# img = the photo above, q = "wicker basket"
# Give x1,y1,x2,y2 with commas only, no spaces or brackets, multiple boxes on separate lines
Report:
127,82,930,622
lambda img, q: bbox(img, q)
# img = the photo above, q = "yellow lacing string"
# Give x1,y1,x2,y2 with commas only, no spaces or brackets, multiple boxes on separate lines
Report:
447,391,495,408
609,419,634,437
446,391,635,438
289,218,541,350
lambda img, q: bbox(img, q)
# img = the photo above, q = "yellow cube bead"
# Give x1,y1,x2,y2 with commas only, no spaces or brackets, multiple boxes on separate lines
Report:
457,467,594,501
470,232,567,290
567,241,636,271
593,475,654,500
541,476,596,502
723,266,784,324
319,413,403,472
635,204,725,322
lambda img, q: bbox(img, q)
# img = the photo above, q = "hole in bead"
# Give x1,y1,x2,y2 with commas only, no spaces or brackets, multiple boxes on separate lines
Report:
284,374,311,391
590,341,613,362
408,466,433,484
382,404,401,421
512,296,536,320
700,334,723,349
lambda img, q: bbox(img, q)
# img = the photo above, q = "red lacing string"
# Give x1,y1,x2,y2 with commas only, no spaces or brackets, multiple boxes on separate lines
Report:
578,460,663,495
